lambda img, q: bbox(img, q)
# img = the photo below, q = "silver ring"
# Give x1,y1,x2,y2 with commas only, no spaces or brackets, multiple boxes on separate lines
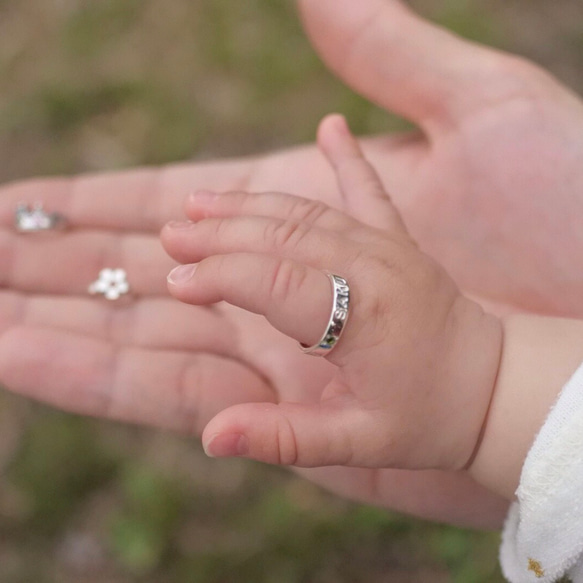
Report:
88,269,131,301
15,203,67,233
300,273,350,357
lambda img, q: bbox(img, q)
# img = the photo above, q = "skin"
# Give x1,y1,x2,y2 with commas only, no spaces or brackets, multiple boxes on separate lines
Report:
469,314,583,498
297,0,583,317
1,0,583,529
163,116,583,505
163,114,504,474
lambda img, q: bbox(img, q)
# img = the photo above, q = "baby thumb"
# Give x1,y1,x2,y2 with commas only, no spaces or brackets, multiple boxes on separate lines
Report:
202,401,361,467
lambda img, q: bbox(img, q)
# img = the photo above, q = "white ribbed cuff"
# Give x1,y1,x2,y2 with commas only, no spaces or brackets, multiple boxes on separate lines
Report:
500,361,583,583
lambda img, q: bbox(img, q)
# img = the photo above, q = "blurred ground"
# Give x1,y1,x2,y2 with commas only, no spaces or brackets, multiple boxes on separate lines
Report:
0,1,582,582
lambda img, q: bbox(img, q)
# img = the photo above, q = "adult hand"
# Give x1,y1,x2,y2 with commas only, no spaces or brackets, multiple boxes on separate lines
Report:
298,0,583,316
0,135,506,530
4,0,583,530
5,0,583,315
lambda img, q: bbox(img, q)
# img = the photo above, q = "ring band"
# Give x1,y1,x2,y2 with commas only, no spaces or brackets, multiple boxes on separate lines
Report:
15,203,67,233
300,273,350,357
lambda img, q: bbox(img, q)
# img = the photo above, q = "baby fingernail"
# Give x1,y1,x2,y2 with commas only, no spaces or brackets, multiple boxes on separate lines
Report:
167,263,198,285
189,190,219,204
204,433,249,458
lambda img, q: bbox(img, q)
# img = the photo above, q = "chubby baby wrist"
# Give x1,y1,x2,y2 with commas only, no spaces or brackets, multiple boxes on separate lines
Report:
448,298,504,471
429,296,503,473
466,315,583,499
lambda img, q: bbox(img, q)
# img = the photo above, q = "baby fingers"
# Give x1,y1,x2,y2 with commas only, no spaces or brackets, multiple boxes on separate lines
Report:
161,214,357,269
167,254,348,355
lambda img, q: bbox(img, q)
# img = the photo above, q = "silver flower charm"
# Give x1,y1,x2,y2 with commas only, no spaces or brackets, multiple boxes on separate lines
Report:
88,268,130,300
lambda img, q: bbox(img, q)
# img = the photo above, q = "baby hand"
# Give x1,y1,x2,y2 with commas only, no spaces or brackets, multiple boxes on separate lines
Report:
161,115,502,472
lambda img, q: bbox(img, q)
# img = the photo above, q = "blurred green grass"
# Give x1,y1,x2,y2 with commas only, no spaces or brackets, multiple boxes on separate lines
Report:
1,1,583,581
0,408,504,582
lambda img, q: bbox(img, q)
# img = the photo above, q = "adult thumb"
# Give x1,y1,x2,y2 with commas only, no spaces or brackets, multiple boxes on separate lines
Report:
297,0,512,132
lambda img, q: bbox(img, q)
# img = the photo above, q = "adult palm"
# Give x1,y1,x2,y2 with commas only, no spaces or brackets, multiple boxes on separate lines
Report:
2,0,583,529
297,0,583,316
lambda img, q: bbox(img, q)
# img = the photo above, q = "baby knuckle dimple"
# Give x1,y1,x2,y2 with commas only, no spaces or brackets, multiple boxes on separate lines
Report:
267,219,310,251
290,198,329,224
268,259,307,303
207,216,230,242
274,414,299,466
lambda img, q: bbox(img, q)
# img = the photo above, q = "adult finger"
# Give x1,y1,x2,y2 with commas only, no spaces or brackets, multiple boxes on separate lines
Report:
0,326,274,434
0,292,236,355
167,254,338,352
298,0,520,131
317,114,407,232
0,160,253,233
1,134,426,235
184,189,362,233
0,229,174,296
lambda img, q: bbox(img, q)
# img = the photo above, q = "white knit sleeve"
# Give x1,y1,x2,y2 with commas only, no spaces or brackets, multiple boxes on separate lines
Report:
500,361,583,583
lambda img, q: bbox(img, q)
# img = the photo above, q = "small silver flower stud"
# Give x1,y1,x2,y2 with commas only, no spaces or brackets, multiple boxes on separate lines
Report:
88,269,130,300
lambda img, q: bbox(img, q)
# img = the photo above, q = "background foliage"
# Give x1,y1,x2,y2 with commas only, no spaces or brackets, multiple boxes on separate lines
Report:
1,1,582,581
